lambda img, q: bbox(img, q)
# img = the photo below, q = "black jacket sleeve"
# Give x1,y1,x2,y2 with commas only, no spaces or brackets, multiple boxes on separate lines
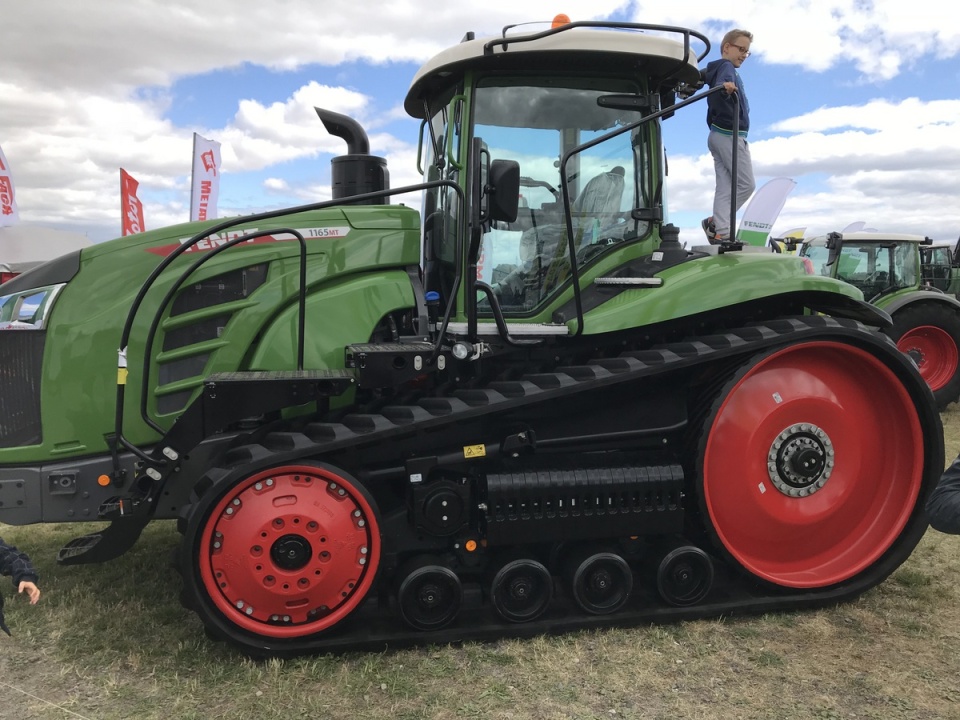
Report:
926,454,960,534
0,538,39,588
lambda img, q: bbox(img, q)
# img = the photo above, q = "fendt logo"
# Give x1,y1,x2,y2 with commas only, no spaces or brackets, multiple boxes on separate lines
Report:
145,227,351,257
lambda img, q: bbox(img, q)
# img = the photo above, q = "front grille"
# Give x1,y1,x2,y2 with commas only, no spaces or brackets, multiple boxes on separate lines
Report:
0,331,45,447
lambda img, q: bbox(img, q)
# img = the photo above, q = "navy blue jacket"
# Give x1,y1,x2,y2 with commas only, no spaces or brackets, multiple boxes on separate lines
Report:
927,454,960,534
0,538,38,636
0,538,38,588
704,58,750,135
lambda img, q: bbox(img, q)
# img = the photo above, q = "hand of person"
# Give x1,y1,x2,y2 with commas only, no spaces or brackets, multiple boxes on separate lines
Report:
18,581,40,605
723,81,737,94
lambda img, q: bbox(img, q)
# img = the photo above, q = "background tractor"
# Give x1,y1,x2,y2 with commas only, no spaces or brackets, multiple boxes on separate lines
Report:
920,241,960,298
800,231,960,409
0,19,943,655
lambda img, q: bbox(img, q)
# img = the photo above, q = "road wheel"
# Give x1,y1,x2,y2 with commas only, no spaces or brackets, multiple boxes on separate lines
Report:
697,340,925,589
886,303,960,410
178,458,380,646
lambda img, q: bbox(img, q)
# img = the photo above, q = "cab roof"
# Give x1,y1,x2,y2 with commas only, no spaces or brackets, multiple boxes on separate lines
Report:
404,21,707,119
805,231,931,246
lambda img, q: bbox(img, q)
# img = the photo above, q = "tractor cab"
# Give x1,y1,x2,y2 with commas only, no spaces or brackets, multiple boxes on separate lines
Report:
408,20,708,329
800,231,930,302
920,243,959,295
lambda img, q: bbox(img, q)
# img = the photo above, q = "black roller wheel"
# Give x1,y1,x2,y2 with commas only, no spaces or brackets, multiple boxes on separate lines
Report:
566,551,632,615
397,559,462,631
656,545,714,607
886,302,960,410
490,558,554,623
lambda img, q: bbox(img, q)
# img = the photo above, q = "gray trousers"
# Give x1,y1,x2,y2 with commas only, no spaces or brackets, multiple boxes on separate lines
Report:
708,130,756,238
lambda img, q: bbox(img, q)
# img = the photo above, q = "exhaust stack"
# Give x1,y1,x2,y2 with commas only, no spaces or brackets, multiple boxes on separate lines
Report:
315,107,389,205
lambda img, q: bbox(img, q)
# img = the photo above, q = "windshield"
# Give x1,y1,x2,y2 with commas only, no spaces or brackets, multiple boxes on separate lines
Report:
472,76,653,314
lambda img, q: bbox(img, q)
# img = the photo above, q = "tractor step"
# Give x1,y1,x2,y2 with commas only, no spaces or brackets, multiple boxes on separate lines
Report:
345,342,447,388
156,369,357,459
57,516,150,565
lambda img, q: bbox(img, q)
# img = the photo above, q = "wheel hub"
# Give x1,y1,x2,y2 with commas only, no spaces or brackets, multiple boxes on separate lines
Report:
768,423,834,497
271,534,313,571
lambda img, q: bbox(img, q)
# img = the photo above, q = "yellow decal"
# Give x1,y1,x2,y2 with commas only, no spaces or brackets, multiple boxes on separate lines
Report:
463,444,486,459
117,368,128,385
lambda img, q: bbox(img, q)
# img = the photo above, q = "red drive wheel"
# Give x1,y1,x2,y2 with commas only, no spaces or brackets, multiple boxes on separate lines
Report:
896,326,958,391
197,464,380,639
699,341,924,589
887,303,960,410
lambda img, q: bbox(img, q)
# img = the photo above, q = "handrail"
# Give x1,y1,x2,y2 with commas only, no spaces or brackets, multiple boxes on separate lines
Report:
488,21,710,63
112,178,464,469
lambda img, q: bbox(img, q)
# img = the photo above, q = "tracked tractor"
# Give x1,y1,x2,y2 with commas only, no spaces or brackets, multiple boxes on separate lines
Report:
0,19,943,656
801,231,960,409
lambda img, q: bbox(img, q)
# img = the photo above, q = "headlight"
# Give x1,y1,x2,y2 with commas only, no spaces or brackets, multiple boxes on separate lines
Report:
0,283,66,330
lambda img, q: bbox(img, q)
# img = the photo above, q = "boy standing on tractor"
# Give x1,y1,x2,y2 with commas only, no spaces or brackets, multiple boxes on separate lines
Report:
702,29,756,243
0,537,41,635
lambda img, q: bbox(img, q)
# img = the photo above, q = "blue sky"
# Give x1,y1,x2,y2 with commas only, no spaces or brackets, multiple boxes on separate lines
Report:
2,1,958,248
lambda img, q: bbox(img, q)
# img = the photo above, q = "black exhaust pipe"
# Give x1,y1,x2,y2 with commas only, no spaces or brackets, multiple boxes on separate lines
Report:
315,107,389,205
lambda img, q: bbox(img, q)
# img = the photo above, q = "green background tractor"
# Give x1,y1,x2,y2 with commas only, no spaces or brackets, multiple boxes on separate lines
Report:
801,231,960,409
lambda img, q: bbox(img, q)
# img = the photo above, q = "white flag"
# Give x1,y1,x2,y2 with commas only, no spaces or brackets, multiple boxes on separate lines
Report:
735,177,797,247
190,134,221,222
0,144,21,227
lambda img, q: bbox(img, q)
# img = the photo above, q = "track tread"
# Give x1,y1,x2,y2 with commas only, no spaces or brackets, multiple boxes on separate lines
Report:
167,315,942,656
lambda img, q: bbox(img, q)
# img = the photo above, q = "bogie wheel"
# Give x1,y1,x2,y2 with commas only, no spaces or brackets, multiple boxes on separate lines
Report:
179,461,380,643
886,303,960,409
698,340,927,589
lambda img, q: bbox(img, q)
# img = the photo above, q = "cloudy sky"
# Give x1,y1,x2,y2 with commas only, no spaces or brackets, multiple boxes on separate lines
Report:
2,0,958,247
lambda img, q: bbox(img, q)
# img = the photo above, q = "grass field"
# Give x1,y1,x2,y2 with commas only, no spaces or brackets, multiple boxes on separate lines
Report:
2,408,960,720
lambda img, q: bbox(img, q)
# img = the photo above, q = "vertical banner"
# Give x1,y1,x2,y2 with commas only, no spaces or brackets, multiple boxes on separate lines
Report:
190,133,221,222
120,168,146,236
735,177,797,247
0,144,20,227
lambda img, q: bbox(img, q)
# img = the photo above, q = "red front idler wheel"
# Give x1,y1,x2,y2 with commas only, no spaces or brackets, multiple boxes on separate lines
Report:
698,341,924,589
196,464,380,639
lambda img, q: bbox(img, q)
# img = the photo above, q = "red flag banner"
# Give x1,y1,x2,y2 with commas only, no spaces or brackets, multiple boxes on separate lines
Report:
190,134,221,222
120,168,145,236
0,144,21,227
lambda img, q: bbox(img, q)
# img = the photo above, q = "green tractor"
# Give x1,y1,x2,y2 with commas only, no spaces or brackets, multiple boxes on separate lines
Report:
0,20,942,655
920,241,960,298
800,231,960,409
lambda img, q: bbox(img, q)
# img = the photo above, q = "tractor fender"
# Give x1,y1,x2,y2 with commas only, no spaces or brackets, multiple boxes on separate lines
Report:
881,290,960,316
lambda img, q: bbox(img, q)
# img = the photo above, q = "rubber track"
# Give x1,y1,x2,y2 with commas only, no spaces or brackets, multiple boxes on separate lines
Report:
176,315,940,656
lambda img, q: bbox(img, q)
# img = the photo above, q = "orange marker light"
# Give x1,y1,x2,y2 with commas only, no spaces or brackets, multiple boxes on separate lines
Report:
97,474,111,487
465,539,478,552
552,13,571,28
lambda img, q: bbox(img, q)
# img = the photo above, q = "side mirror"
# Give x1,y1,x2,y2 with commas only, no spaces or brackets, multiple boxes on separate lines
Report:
825,231,842,267
485,160,520,224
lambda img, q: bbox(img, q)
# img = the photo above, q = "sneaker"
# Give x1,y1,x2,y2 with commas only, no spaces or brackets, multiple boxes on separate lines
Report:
701,217,716,241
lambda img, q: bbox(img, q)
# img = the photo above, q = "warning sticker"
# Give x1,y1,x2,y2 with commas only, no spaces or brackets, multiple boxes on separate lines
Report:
463,445,487,459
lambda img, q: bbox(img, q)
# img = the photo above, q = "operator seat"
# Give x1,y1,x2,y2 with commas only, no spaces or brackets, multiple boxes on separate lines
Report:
571,166,625,239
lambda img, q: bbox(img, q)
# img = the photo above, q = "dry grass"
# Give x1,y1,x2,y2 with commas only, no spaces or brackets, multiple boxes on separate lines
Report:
2,407,960,720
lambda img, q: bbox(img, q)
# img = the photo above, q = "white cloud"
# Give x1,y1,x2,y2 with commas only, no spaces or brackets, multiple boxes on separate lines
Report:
629,1,959,80
1,1,958,245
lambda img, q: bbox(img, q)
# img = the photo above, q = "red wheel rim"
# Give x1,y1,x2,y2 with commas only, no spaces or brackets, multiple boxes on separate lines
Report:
896,325,959,391
702,342,924,588
198,465,380,639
